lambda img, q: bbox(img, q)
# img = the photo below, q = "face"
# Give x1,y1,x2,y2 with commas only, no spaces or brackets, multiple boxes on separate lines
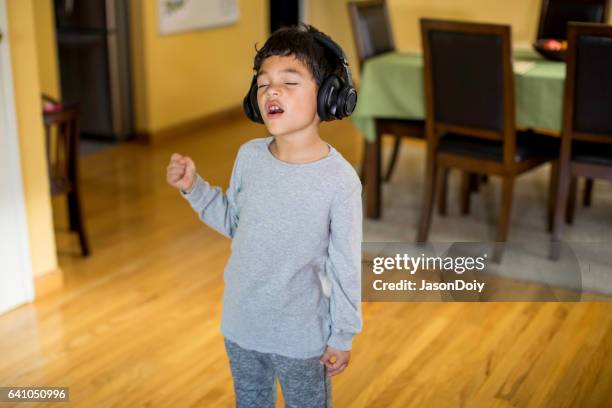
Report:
256,55,319,137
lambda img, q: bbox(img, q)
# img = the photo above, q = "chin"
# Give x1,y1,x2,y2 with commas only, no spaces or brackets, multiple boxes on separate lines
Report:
264,118,317,136
264,122,296,135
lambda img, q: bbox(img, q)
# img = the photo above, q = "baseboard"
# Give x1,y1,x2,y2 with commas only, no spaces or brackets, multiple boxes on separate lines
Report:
34,267,64,299
136,105,244,144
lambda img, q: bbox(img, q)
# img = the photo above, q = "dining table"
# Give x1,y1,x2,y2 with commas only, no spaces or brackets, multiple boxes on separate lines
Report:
351,47,566,219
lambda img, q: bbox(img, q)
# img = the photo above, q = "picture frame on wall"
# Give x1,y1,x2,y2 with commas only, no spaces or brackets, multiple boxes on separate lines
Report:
158,0,239,35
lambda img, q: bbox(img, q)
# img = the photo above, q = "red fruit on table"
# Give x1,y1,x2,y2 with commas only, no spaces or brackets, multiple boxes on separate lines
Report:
543,39,562,51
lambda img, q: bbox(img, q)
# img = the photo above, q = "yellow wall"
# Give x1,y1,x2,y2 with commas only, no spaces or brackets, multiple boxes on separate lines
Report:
32,0,60,99
131,0,269,134
309,0,612,83
7,0,58,279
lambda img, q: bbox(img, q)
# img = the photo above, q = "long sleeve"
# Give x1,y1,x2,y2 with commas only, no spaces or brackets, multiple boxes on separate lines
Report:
326,184,363,351
180,150,242,239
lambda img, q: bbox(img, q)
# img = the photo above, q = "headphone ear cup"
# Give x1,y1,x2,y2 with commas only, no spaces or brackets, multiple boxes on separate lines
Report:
243,93,256,122
250,83,264,124
317,75,341,121
243,76,264,123
337,86,357,118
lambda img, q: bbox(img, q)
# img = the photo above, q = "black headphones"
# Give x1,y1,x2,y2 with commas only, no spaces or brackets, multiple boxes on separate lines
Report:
243,32,357,123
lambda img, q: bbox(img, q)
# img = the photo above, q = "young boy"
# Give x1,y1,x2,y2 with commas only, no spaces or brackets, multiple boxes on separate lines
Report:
166,23,362,407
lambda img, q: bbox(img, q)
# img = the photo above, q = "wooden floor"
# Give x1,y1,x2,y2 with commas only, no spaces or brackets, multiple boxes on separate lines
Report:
0,116,610,407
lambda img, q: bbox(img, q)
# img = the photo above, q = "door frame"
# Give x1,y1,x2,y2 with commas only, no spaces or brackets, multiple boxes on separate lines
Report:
0,0,36,315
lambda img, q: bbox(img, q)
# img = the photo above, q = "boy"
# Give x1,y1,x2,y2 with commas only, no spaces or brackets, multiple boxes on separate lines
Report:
166,23,362,407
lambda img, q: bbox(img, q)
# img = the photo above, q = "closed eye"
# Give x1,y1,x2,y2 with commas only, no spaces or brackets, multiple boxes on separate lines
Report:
257,83,298,89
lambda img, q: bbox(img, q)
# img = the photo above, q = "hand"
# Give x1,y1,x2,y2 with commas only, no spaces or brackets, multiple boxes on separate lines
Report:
166,153,197,193
320,346,350,377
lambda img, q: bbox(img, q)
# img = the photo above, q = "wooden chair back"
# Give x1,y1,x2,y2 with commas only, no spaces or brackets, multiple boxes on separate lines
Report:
420,19,517,166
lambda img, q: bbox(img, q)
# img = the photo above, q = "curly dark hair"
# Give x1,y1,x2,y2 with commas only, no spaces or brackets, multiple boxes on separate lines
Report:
252,23,343,87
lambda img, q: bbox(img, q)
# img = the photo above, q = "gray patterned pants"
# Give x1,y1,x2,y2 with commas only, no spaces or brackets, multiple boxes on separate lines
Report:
224,337,333,408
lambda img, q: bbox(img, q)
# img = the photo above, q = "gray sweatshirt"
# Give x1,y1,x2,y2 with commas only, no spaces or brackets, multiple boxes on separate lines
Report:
181,136,362,358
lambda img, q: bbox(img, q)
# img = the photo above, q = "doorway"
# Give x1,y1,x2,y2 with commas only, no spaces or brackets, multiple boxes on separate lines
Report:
269,0,308,34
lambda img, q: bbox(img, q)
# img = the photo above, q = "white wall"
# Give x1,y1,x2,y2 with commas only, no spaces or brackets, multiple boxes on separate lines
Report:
0,0,35,314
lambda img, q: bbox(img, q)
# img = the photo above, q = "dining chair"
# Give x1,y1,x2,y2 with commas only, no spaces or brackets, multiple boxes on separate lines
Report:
537,0,609,217
417,19,559,261
550,22,612,256
347,0,425,183
537,0,610,40
43,104,91,256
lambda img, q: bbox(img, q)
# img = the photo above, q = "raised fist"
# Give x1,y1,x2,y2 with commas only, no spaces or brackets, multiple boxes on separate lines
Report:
166,153,197,193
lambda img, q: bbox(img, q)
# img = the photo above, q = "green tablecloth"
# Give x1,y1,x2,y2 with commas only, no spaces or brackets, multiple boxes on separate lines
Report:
351,48,566,142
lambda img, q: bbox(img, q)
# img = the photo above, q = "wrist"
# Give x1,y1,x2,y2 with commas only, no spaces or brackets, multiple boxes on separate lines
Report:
327,332,354,351
181,177,197,194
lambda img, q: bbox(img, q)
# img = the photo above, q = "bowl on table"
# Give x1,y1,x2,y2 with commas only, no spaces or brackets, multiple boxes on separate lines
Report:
532,39,567,61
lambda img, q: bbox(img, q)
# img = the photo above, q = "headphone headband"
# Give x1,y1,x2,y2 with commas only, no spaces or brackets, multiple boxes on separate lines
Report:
312,33,354,87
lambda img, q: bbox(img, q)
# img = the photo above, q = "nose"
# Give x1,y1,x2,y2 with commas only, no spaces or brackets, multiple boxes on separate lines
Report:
265,83,281,97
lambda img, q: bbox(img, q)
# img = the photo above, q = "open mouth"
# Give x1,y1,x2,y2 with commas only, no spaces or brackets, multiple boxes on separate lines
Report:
266,103,285,119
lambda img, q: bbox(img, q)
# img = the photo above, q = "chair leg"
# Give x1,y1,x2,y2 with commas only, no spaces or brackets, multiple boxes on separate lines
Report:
416,157,438,242
550,164,571,260
460,172,471,215
547,161,559,233
583,178,593,207
68,190,91,256
469,172,480,193
365,129,383,219
437,167,449,216
360,135,402,184
67,194,78,232
565,176,577,224
493,177,514,263
384,135,402,182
